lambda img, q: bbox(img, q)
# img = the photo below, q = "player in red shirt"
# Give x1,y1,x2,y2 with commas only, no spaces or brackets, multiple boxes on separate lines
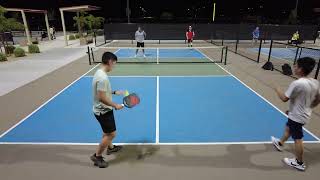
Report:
186,26,195,47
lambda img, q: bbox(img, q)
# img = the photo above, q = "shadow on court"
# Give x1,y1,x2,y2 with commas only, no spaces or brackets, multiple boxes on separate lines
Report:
1,144,319,171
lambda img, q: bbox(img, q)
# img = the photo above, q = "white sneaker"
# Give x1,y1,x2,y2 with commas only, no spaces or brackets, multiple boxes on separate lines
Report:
283,158,306,171
271,136,283,151
134,54,137,58
143,54,146,58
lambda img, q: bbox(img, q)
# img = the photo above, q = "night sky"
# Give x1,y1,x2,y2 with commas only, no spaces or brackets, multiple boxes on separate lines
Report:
1,0,319,29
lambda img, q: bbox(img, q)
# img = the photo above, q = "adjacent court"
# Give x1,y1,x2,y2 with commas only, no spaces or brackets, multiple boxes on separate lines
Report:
250,47,320,61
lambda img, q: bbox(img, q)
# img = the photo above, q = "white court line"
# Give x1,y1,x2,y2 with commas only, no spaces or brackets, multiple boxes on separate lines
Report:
105,40,116,46
0,141,319,146
198,49,320,142
0,63,101,139
156,76,160,143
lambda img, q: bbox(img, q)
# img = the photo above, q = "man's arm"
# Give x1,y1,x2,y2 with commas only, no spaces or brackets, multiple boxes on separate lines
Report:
274,87,289,102
135,31,138,40
97,90,123,110
311,92,320,108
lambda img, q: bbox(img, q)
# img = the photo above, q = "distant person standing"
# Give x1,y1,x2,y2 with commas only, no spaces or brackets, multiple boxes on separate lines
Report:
49,26,56,40
186,26,195,47
290,31,300,45
53,26,56,39
252,27,260,45
135,27,146,58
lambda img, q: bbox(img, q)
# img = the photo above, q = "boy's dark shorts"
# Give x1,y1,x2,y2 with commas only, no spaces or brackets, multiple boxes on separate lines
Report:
286,119,304,140
94,110,116,134
137,42,145,47
187,39,193,43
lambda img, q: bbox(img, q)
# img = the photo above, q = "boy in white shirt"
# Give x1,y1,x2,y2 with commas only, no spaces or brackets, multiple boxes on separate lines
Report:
272,57,320,171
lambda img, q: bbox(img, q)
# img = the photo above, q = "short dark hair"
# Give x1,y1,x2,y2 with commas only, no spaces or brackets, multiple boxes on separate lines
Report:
101,52,117,64
296,57,316,76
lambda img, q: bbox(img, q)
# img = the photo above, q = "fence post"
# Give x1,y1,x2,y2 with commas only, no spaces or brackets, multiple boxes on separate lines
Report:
315,59,320,79
267,40,273,62
294,47,300,65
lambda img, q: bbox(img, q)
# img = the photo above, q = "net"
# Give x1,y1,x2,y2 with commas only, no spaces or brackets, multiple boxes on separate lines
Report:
104,40,215,47
89,46,226,64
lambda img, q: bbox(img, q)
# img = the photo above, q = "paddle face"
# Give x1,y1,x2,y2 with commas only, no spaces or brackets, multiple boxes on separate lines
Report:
123,93,140,108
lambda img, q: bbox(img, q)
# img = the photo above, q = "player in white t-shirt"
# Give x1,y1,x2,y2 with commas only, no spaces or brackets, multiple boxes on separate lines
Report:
271,57,320,171
135,27,147,58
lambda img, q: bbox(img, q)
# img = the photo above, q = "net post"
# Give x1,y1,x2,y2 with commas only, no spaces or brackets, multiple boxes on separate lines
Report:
235,39,239,54
222,33,224,46
87,46,91,65
267,40,273,62
157,48,159,64
159,40,160,44
91,47,95,63
257,38,263,63
94,31,97,46
220,47,224,63
224,46,228,65
315,59,320,79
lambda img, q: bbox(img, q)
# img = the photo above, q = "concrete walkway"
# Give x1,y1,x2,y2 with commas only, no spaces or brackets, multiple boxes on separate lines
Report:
0,36,92,96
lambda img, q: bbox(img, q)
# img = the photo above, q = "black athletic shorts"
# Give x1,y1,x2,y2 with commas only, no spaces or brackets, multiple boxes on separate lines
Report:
94,110,116,134
187,39,193,43
286,119,304,140
137,42,144,47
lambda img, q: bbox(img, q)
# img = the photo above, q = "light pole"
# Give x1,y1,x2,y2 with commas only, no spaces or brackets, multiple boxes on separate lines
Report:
126,0,131,23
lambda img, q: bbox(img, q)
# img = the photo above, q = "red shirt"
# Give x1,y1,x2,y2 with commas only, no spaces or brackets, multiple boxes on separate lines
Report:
186,31,195,39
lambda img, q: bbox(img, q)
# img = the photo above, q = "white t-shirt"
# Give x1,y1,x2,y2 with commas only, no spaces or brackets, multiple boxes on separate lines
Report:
92,69,112,115
135,30,146,43
49,28,54,34
285,78,320,124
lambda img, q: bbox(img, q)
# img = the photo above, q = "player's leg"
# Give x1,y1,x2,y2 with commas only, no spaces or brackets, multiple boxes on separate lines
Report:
142,42,146,57
271,120,291,151
283,120,306,171
104,110,122,155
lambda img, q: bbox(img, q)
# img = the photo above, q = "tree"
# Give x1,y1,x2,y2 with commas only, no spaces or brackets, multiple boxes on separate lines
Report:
86,15,104,32
73,11,88,37
0,5,24,54
73,12,104,37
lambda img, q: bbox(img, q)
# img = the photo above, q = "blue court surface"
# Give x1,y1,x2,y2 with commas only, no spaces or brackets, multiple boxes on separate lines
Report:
0,76,319,144
250,48,320,61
